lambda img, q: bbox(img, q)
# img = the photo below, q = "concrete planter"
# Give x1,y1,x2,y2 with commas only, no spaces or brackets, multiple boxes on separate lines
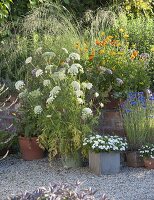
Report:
89,151,120,175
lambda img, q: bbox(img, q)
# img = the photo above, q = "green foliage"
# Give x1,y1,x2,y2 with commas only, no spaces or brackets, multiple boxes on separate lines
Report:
0,0,13,23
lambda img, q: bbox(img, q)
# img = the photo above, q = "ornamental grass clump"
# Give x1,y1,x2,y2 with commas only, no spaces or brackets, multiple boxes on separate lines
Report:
121,92,154,150
15,49,102,160
83,135,128,153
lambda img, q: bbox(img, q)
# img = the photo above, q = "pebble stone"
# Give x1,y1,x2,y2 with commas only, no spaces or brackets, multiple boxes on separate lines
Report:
0,155,154,200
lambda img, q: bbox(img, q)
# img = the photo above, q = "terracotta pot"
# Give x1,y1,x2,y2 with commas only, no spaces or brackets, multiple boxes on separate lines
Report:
144,158,154,169
19,136,44,161
126,151,144,167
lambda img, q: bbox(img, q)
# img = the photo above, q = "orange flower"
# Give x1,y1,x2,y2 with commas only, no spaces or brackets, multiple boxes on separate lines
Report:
100,40,107,46
96,40,101,45
130,54,135,60
89,54,95,61
132,50,139,57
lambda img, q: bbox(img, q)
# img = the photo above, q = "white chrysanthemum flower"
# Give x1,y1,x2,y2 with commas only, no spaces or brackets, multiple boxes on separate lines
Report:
99,103,104,108
25,57,32,64
68,65,78,75
71,81,80,91
82,107,93,119
62,48,68,54
94,92,99,97
15,80,25,91
50,86,61,97
46,96,55,104
29,89,41,98
77,98,84,104
69,52,80,60
43,79,51,87
42,52,56,58
34,105,43,114
75,90,84,97
36,69,43,77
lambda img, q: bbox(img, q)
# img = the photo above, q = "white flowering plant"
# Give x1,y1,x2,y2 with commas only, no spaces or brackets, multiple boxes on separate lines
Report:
139,144,154,159
83,134,128,153
16,49,102,159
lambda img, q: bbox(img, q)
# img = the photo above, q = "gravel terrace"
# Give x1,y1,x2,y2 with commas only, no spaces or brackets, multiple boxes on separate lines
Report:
0,155,154,200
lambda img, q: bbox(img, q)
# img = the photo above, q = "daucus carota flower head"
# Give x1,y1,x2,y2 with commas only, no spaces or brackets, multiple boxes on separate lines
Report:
69,52,80,61
81,82,92,90
25,57,32,64
68,65,78,75
49,86,61,97
34,105,43,114
105,69,113,75
62,48,68,54
116,78,124,85
99,103,104,108
82,107,93,119
35,47,42,54
36,69,43,77
46,96,55,104
43,79,51,87
42,52,56,58
29,89,42,98
71,81,80,91
77,97,84,104
75,90,84,97
15,80,25,91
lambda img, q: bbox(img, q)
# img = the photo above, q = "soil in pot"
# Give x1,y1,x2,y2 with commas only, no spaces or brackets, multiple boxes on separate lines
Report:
144,158,154,169
126,151,144,167
19,136,44,161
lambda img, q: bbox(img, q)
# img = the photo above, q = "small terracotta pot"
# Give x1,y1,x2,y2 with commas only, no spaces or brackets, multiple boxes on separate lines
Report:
144,158,154,169
19,136,44,161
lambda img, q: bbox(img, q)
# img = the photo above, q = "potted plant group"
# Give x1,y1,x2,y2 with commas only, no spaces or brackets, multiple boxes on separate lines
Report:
121,92,154,167
139,144,154,169
83,134,128,175
15,80,44,161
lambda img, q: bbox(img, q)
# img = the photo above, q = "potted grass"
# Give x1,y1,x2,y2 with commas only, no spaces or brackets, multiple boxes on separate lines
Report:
15,79,44,161
139,144,154,169
121,92,154,167
83,134,128,175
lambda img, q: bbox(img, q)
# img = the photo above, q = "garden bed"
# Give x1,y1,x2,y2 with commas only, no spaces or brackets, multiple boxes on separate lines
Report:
0,155,153,200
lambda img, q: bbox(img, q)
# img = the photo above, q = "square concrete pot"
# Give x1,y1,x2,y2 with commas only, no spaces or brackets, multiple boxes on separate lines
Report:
89,151,120,175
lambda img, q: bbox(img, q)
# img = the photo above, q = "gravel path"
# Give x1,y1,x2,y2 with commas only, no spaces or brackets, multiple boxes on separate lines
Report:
0,155,154,200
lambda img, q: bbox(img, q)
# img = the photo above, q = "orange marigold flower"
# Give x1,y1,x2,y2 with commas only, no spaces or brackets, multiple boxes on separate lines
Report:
130,54,135,60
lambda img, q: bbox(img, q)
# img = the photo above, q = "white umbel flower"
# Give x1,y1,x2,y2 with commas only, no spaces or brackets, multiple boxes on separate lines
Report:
42,52,56,58
69,52,80,61
77,98,84,104
82,107,93,119
46,96,55,104
34,105,43,114
15,80,25,91
36,69,43,77
49,86,61,97
81,82,92,90
43,79,51,86
25,57,32,64
99,103,104,108
68,65,78,75
94,92,99,97
116,78,124,85
62,48,68,54
71,81,80,91
75,90,84,97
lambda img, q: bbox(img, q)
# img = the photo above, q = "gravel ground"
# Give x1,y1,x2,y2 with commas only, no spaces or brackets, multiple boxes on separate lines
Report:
0,155,154,200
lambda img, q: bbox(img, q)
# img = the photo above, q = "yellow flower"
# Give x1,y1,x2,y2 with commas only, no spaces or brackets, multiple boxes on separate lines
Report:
150,47,154,52
99,49,105,55
109,51,116,56
132,44,136,48
101,32,105,36
123,34,129,39
119,28,124,33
